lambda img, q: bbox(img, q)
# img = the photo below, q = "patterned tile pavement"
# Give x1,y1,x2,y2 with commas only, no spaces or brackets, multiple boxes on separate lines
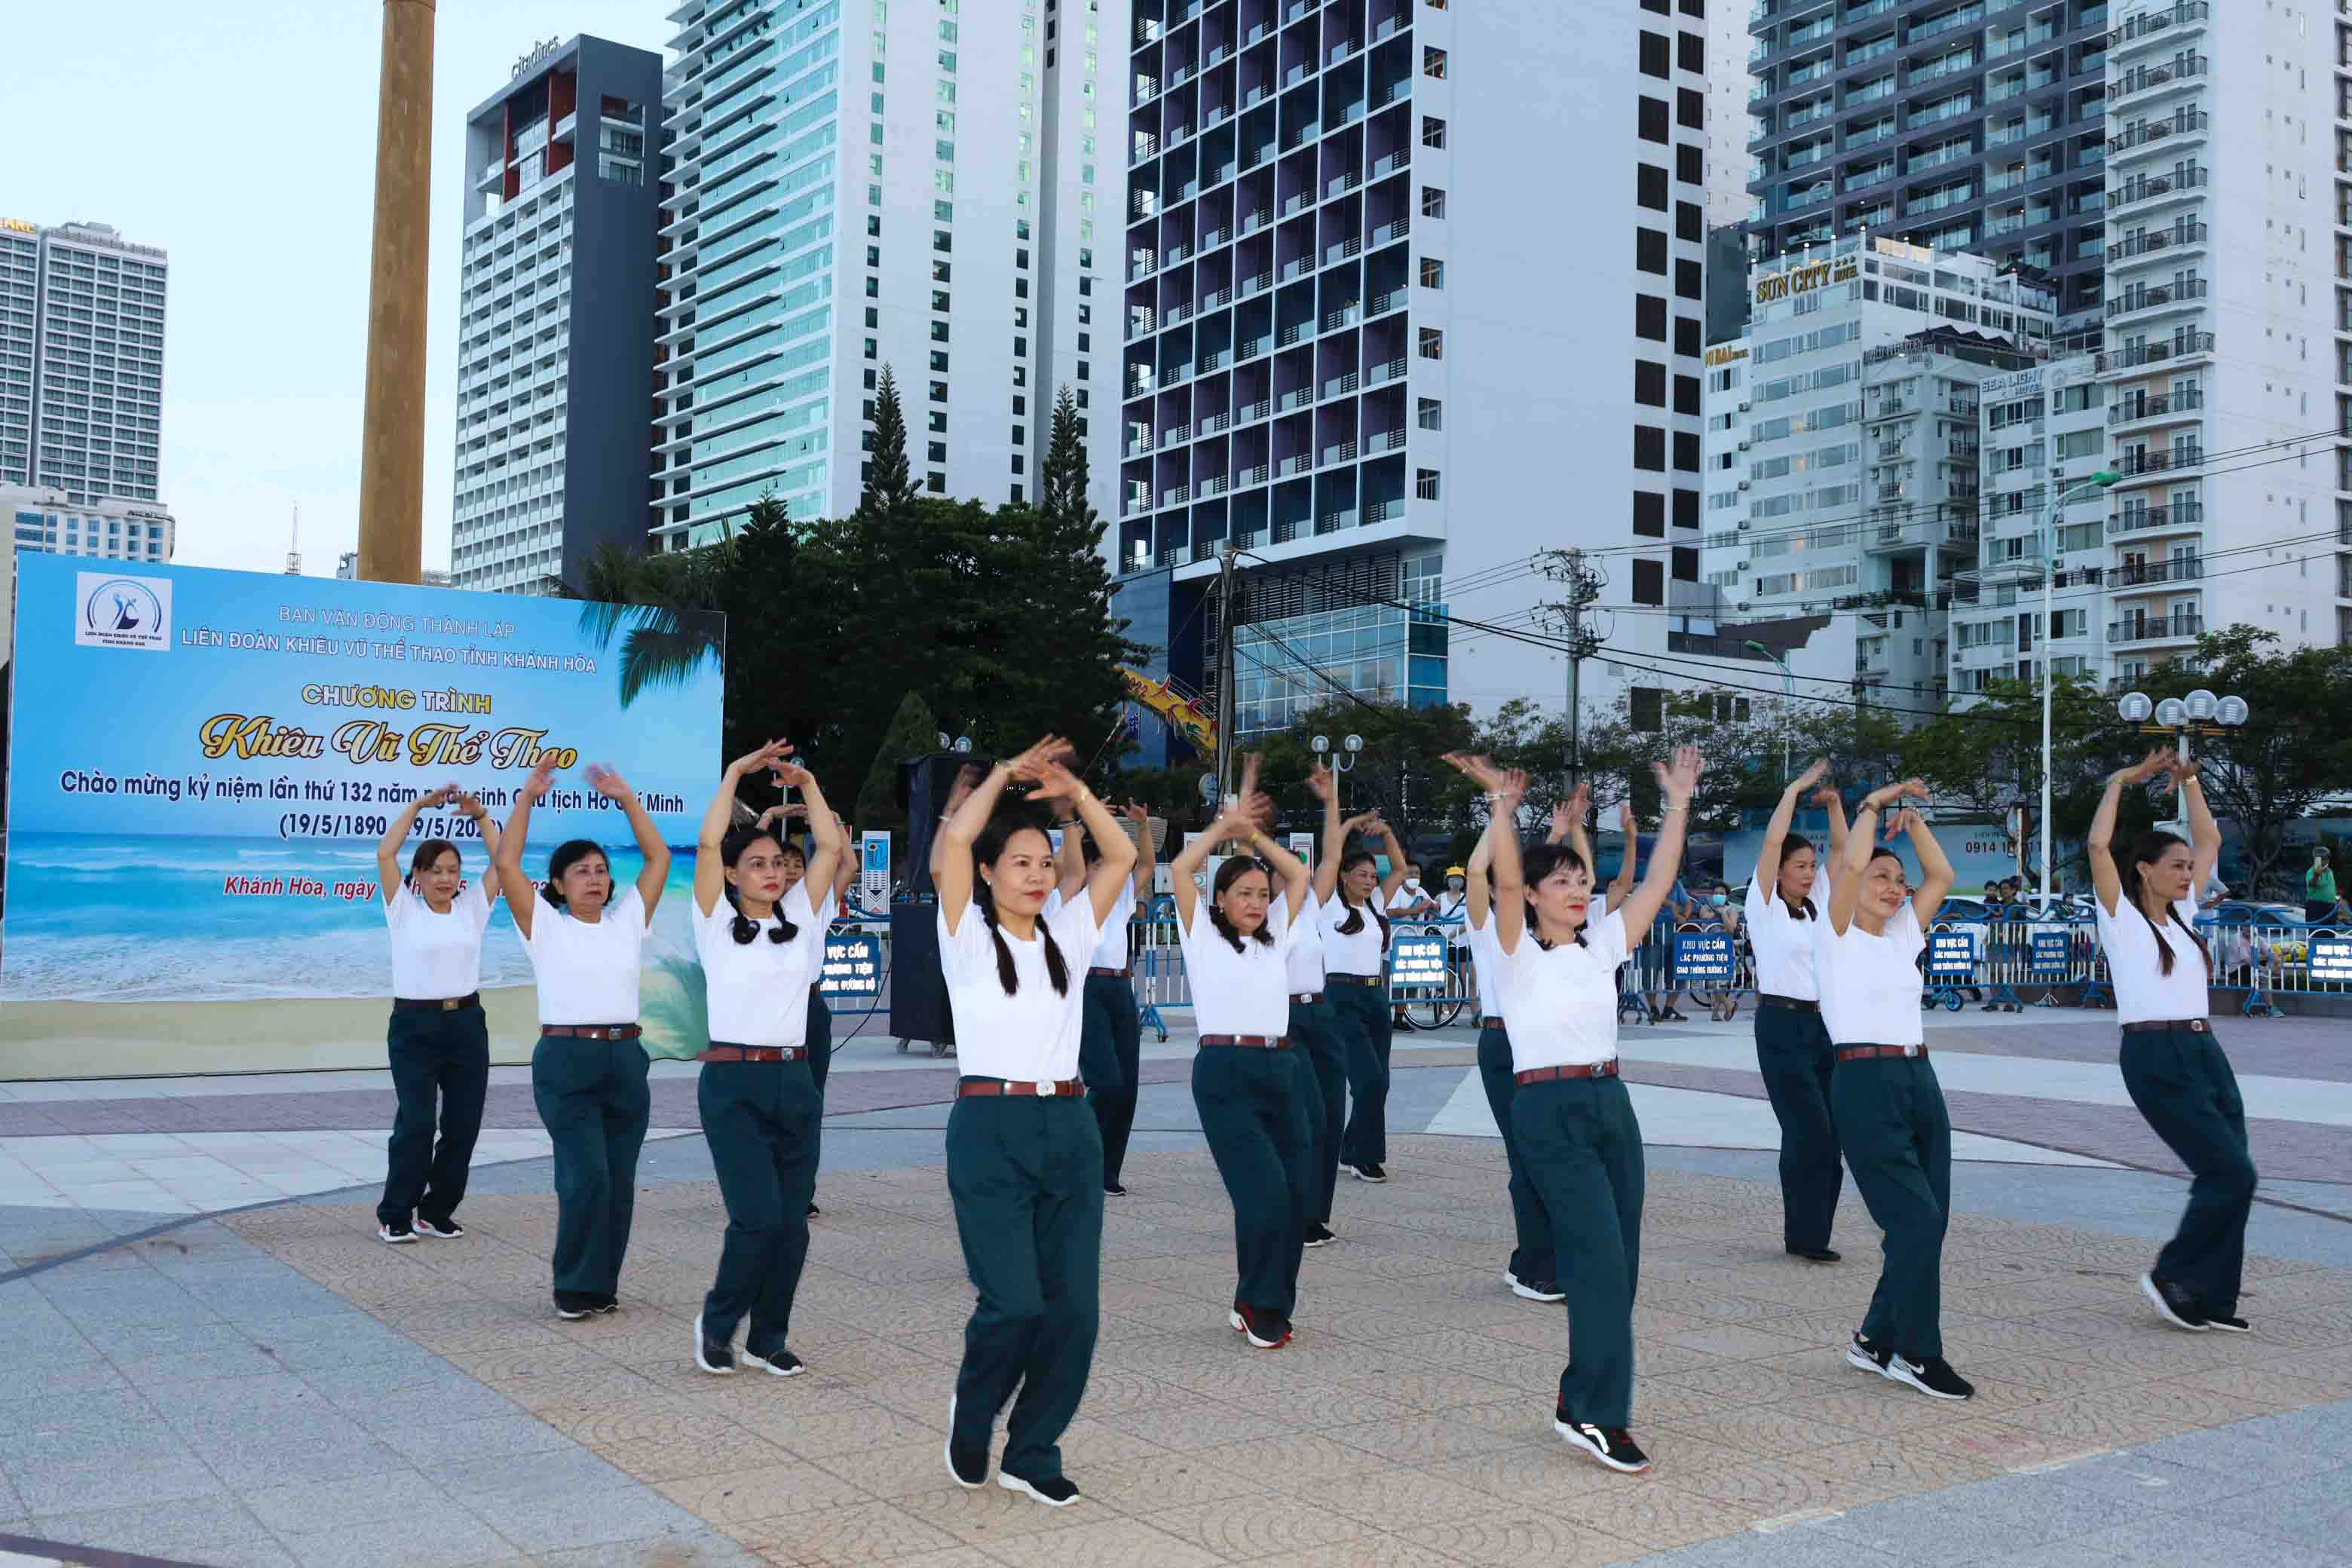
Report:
179,1131,2352,1567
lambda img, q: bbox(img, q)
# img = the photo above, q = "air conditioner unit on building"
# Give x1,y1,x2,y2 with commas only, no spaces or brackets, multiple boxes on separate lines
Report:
1737,438,1753,451
1737,479,1751,490
1736,519,1750,529
1738,400,1753,412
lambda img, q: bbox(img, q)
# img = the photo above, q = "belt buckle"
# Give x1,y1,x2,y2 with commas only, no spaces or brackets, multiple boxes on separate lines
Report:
604,1027,623,1042
1035,1080,1055,1097
2189,1019,2206,1032
441,998,461,1012
1902,1043,1919,1057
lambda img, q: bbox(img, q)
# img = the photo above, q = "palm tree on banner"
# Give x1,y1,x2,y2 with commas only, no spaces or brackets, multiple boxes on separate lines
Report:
574,536,730,708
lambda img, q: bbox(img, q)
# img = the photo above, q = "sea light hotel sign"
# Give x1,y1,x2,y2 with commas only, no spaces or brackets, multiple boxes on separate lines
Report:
1755,254,1860,307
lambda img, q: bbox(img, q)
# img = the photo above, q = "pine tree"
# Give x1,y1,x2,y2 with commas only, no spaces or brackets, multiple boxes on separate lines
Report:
1040,385,1092,525
862,366,914,515
856,689,940,829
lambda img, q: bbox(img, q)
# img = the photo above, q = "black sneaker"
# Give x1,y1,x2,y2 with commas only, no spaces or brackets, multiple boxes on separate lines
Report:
1505,1271,1566,1303
807,1201,820,1218
2206,1312,2252,1334
378,1220,415,1245
999,1471,1081,1507
1889,1355,1974,1401
743,1345,806,1377
945,1396,988,1489
553,1290,598,1321
1553,1410,1651,1473
1228,1302,1291,1349
1103,1181,1127,1197
1303,1220,1337,1248
2141,1272,2209,1332
693,1312,736,1376
413,1215,464,1239
590,1294,619,1315
1787,1245,1841,1263
1845,1331,1896,1380
1349,1163,1388,1184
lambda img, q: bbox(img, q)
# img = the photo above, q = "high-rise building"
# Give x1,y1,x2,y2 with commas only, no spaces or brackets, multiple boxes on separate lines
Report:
650,0,1119,550
0,220,169,504
1111,0,1713,756
1744,0,2111,333
449,36,665,596
1706,0,1755,228
1702,237,2052,712
2096,0,2347,675
5,483,175,564
335,550,451,586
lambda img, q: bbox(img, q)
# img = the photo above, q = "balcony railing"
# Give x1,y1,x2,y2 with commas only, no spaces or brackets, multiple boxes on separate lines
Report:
2096,332,2215,370
2112,56,2208,98
2108,222,2208,260
2109,109,2209,156
2105,278,2209,317
2109,613,2203,645
2107,501,2206,534
2112,167,2208,208
2117,446,2205,476
2105,556,2203,589
2109,388,2204,424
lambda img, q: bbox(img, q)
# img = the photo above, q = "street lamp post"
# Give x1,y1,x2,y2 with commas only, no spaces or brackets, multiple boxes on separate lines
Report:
1745,641,1794,782
1310,733,1364,810
2037,470,2120,913
2117,688,2249,838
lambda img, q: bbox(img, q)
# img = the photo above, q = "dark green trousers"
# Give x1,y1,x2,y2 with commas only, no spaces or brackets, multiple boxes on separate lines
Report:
2121,1025,2255,1316
1754,1004,1844,1253
946,1090,1104,1483
531,1034,651,1297
1292,997,1346,1223
1328,981,1392,1168
1081,974,1143,1184
378,1003,489,1227
1833,1053,1950,1360
1475,1024,1555,1283
698,1058,822,1354
1511,1074,1644,1427
1192,1045,1314,1321
806,989,833,1096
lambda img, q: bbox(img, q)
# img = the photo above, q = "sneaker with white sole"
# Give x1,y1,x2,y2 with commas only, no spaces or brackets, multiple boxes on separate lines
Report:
1888,1354,1974,1401
413,1215,464,1239
998,1471,1080,1506
553,1291,597,1321
742,1345,806,1377
1552,1410,1651,1473
2141,1271,2209,1332
1845,1331,1897,1381
1349,1163,1388,1183
1228,1303,1291,1349
945,1395,988,1489
377,1220,415,1245
2205,1312,2251,1334
1303,1221,1337,1248
692,1312,736,1376
1506,1271,1566,1303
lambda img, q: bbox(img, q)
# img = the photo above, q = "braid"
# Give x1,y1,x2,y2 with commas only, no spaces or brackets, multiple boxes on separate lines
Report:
1372,900,1391,946
1041,920,1071,996
1334,898,1364,936
721,882,797,946
2170,902,2212,978
977,883,1021,996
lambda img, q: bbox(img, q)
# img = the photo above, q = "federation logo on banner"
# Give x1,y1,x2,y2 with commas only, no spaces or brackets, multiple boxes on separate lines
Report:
74,572,172,651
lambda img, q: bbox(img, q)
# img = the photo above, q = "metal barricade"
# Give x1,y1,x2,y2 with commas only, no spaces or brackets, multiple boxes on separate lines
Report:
2197,914,2352,1015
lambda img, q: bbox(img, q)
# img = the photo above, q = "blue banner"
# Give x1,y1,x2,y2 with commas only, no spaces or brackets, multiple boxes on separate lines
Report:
2030,929,2071,975
1388,932,1448,991
1926,930,1977,981
821,930,884,1007
1673,929,1737,985
2311,936,2352,985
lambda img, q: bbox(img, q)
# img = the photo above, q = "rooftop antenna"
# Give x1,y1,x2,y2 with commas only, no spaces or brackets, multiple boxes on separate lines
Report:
285,502,302,576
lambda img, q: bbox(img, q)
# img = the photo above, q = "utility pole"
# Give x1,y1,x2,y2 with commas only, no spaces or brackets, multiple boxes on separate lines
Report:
1537,549,1606,787
1213,545,1239,802
355,0,436,586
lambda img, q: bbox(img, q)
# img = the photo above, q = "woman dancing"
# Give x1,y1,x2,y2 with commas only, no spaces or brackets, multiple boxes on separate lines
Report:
1450,748,1699,1475
936,737,1137,1508
493,758,672,1321
1324,807,1406,1184
1050,799,1157,1196
1288,766,1347,1248
690,742,843,1377
374,786,501,1245
2087,750,2249,1333
1824,781,1972,1400
1746,760,1849,1263
761,801,859,1217
1169,761,1316,1348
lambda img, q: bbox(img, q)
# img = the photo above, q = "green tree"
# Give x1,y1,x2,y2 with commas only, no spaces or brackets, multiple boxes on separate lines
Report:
1897,673,2120,875
862,366,914,515
574,537,729,709
1040,386,1091,524
856,690,940,830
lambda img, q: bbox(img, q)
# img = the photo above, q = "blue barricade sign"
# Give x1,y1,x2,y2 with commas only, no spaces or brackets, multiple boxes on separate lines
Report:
820,930,884,1005
2311,936,2352,985
1388,933,1449,991
2030,929,2070,975
1674,929,1736,985
1926,930,1977,981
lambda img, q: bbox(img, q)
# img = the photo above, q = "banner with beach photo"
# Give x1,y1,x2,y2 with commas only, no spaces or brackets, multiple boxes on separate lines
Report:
0,553,722,1078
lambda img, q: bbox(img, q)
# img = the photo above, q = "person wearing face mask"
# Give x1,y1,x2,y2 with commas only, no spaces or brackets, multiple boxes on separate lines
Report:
1169,755,1316,1348
1437,866,1468,921
373,785,503,1245
1746,761,1848,1264
2088,749,2249,1334
935,737,1137,1508
1821,780,1973,1402
494,757,672,1321
1444,748,1701,1476
1388,862,1438,1032
691,743,844,1378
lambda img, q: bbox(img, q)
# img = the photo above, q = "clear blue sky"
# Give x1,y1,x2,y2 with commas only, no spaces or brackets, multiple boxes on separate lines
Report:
9,1,669,576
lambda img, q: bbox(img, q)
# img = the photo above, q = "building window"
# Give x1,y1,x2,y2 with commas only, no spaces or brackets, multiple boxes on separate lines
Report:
1673,546,1698,582
1415,468,1441,500
1677,32,1703,75
865,307,880,329
1675,259,1701,300
1420,187,1447,219
1631,686,1664,731
1416,397,1443,430
1422,115,1447,149
1423,46,1447,78
1635,362,1666,406
929,412,948,433
1637,229,1668,274
1634,491,1664,537
1634,425,1665,471
1417,327,1444,360
1674,316,1701,357
1677,201,1702,243
1639,32,1669,78
1677,144,1702,185
928,441,948,463
1673,431,1699,471
1672,488,1695,529
1637,165,1668,212
1636,295,1667,341
1012,425,1024,445
1631,558,1664,605
927,473,946,492
1419,257,1445,289
931,351,950,372
931,380,949,402
1639,96,1668,143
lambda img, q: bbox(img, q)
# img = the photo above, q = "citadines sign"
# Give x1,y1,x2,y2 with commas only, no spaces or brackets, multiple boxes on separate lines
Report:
1754,254,1860,306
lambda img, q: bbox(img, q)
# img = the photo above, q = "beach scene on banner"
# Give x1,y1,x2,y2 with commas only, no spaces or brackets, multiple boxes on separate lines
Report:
0,553,721,1076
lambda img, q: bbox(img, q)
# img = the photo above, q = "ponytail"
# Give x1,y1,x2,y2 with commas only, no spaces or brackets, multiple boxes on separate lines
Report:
2122,831,2211,979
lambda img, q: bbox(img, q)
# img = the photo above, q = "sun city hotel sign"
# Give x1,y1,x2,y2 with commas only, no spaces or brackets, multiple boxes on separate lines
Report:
1753,253,1860,308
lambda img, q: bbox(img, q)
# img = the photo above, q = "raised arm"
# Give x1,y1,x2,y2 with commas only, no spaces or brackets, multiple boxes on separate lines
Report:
1170,795,1257,931
2172,756,2220,897
589,764,672,917
1820,785,1848,865
1756,758,1830,904
454,789,500,897
1444,755,1529,952
1834,779,1924,934
376,785,452,905
1247,801,1312,923
1896,805,1954,933
1615,748,1703,936
1308,761,1346,903
494,758,558,940
697,741,791,917
929,763,986,884
1606,801,1638,913
1465,813,1496,929
2087,749,2170,917
1052,807,1088,901
779,761,847,914
936,749,1040,936
1021,750,1137,926
1374,819,1409,902
1122,800,1156,902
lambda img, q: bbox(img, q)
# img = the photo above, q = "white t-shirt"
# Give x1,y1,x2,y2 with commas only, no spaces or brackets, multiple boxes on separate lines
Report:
2096,895,2213,1025
1274,891,1328,994
1466,911,1508,1020
523,886,651,1025
1497,910,1631,1071
694,884,824,1048
1178,901,1306,1037
1389,882,1429,913
384,877,495,1000
940,895,1101,1082
1438,890,1468,920
1321,894,1389,975
1814,913,1926,1047
1046,882,1138,971
1743,874,1825,1001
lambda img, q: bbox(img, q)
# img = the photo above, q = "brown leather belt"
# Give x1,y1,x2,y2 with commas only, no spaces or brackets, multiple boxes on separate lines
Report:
1758,994,1820,1012
394,993,479,1012
1835,1043,1928,1061
1514,1060,1621,1085
1327,973,1383,986
1288,992,1324,1006
2121,1018,2210,1034
1200,1034,1290,1049
699,1044,807,1062
541,1024,642,1040
957,1077,1085,1098
1478,1015,1507,1029
1089,966,1132,978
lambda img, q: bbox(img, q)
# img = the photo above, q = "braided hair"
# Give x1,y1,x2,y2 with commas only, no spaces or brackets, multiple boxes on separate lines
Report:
719,825,798,946
1209,856,1277,955
1774,835,1819,920
1331,847,1392,945
2122,830,2211,978
972,809,1071,997
1520,842,1591,950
